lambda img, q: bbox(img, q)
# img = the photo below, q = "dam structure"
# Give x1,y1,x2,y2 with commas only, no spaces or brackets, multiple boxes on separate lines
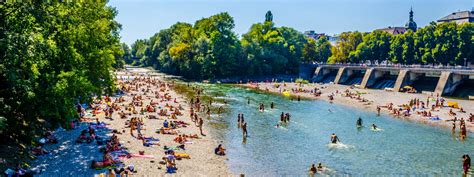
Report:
311,64,474,98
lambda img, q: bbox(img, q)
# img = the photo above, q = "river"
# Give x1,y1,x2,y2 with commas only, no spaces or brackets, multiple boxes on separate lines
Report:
196,83,472,176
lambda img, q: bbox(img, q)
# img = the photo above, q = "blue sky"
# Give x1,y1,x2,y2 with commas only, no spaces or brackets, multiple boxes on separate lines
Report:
108,0,473,45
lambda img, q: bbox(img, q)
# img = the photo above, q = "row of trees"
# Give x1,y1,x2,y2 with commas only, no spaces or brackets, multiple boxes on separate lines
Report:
127,12,332,79
128,13,473,80
328,22,473,65
0,2,123,145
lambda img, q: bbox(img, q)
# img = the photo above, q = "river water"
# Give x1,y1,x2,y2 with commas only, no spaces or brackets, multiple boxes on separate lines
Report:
197,83,472,176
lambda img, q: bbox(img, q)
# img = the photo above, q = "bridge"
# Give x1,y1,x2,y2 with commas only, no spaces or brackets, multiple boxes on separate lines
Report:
308,64,474,98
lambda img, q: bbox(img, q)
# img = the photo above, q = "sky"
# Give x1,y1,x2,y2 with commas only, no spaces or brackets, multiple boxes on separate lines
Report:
108,0,474,45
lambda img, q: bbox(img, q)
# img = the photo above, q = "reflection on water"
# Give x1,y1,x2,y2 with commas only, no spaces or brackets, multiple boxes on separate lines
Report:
199,84,471,176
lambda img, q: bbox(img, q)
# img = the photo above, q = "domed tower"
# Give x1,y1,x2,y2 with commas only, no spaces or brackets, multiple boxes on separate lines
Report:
405,7,417,32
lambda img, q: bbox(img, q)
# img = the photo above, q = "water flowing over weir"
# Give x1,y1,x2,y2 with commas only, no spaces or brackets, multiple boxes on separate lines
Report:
195,84,472,176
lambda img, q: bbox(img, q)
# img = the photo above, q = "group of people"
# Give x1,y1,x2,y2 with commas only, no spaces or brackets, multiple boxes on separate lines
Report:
237,113,248,137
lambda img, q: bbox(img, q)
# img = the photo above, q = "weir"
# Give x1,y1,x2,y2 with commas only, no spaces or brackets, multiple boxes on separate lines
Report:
310,64,474,97
313,66,339,83
334,68,366,85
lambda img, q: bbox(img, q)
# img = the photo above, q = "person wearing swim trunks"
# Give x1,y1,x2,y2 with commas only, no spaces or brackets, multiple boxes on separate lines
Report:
330,133,339,144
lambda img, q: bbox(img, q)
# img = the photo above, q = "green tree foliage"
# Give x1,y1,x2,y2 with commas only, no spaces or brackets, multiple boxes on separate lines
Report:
315,36,332,63
330,22,473,65
121,43,133,64
133,12,305,79
303,38,317,63
328,31,363,63
130,14,473,80
350,30,391,63
241,23,306,75
0,2,121,144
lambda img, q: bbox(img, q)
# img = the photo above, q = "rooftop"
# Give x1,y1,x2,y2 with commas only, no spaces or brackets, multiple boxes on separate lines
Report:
377,26,407,35
437,11,474,22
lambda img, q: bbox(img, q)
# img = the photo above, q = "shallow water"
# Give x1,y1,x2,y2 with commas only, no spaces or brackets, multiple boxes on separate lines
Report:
200,84,472,176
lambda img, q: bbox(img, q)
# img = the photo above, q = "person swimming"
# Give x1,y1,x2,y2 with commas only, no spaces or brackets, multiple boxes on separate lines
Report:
317,162,323,171
330,133,339,144
309,164,317,174
356,117,363,127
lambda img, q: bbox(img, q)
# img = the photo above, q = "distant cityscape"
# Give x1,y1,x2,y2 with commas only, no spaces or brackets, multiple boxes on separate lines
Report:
305,8,474,44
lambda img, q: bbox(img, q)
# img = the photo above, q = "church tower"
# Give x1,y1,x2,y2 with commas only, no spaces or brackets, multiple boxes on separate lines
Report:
405,8,417,32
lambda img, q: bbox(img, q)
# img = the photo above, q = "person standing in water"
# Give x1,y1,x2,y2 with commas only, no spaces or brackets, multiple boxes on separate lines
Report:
247,98,250,104
237,114,241,127
259,103,265,112
242,122,248,137
309,164,317,174
463,154,471,175
376,106,381,116
198,117,204,135
356,117,363,127
330,133,339,144
270,102,274,109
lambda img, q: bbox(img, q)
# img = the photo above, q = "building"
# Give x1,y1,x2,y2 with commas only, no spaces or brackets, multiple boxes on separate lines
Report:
376,8,417,35
378,27,406,35
405,8,417,32
437,10,474,24
304,30,326,40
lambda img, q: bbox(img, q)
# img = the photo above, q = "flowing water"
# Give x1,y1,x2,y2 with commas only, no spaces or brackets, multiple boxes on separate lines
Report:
371,79,396,89
197,84,472,176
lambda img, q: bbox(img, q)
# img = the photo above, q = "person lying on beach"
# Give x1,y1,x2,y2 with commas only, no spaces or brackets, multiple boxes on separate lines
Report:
449,109,457,116
173,135,187,144
91,151,119,169
214,144,226,156
183,134,199,139
32,145,49,155
141,137,160,147
77,130,93,143
159,128,178,135
44,130,58,144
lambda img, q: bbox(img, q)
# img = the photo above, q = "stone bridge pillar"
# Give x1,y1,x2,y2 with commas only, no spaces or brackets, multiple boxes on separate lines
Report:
333,67,347,84
393,70,409,92
434,71,452,96
359,68,373,88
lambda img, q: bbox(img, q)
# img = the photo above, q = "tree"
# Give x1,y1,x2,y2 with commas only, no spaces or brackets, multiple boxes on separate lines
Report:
456,22,474,65
303,38,317,63
0,1,121,146
328,31,363,63
350,30,392,63
315,36,332,62
122,43,133,64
